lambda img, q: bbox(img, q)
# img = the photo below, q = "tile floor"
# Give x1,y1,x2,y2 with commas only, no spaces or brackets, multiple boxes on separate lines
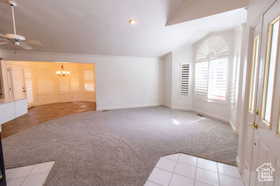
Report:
6,161,54,186
145,154,244,186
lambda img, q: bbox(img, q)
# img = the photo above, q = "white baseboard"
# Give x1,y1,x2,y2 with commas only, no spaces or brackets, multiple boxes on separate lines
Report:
96,104,161,111
191,109,229,123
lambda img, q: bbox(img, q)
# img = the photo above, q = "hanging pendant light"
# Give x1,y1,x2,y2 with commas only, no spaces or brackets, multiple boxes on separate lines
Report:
56,64,70,76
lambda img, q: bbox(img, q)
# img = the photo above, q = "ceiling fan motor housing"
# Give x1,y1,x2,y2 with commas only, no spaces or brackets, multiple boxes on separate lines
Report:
8,0,16,6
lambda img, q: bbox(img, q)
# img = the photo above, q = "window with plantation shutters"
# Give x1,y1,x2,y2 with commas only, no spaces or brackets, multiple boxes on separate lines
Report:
194,35,229,102
180,64,190,96
195,62,208,96
195,58,228,101
208,58,228,100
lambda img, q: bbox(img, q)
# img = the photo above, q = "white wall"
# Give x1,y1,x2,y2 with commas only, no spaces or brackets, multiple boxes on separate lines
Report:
161,44,193,110
161,53,172,107
1,50,162,111
95,57,162,110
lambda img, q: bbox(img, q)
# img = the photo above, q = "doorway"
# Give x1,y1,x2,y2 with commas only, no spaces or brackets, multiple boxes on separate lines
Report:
2,61,97,138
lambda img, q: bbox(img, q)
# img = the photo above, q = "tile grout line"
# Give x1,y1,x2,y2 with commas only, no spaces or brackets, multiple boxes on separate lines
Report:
17,166,36,186
193,158,198,186
217,164,221,186
167,155,179,186
147,179,164,186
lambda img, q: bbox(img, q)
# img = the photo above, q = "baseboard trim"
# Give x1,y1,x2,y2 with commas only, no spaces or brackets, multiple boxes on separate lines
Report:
96,104,161,111
191,109,229,123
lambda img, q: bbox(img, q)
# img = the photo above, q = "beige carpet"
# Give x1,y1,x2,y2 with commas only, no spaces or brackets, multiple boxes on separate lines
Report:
3,107,238,186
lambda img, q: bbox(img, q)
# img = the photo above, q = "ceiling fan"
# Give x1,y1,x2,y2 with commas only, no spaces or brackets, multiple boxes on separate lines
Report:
0,0,41,50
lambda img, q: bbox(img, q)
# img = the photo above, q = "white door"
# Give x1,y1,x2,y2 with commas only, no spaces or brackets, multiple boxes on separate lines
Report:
7,65,26,100
243,21,262,186
249,1,280,185
24,68,34,107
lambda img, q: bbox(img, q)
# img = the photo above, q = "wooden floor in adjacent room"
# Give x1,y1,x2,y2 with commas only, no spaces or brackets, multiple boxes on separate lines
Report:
2,102,96,138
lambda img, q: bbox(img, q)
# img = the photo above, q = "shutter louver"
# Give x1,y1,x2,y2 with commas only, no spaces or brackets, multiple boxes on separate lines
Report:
195,62,208,96
181,64,190,96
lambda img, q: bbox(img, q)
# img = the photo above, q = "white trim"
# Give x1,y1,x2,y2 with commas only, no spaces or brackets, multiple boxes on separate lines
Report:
96,104,161,112
192,108,229,123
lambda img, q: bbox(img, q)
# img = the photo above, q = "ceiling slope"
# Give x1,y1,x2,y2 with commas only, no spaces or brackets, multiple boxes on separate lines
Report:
167,0,249,25
0,0,247,57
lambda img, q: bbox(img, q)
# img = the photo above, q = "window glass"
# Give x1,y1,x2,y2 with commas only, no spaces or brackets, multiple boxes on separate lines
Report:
263,19,280,124
249,36,260,113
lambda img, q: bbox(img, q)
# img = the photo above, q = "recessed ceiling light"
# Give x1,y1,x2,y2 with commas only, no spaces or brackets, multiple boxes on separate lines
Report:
128,19,136,25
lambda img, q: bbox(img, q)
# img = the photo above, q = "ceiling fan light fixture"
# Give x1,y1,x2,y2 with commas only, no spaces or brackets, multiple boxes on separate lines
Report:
8,0,17,7
128,19,137,25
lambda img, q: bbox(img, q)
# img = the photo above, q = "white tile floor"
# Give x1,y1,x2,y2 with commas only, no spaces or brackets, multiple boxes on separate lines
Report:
145,154,244,186
6,161,54,186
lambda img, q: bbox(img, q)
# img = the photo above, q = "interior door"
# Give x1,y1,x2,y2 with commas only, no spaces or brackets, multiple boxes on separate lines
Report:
250,1,280,185
243,21,262,186
7,65,26,100
23,68,34,107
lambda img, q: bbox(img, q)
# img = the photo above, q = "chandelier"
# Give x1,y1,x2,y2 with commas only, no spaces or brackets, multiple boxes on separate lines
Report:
56,64,71,76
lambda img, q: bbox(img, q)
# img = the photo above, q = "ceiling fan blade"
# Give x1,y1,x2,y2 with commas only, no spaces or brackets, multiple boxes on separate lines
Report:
0,33,7,39
18,42,32,50
0,0,10,4
26,40,42,47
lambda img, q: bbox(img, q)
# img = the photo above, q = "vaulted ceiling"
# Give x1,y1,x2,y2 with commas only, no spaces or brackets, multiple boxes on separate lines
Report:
0,0,248,57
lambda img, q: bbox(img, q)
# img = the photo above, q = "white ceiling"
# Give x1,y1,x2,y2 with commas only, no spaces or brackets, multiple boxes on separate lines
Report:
0,0,247,57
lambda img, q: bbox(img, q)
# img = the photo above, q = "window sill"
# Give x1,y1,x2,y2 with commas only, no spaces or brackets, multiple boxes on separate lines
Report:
194,96,228,105
207,99,227,104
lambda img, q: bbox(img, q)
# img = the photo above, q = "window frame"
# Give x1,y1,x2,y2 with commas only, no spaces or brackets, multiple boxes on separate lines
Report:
261,16,280,126
248,36,260,113
194,55,229,103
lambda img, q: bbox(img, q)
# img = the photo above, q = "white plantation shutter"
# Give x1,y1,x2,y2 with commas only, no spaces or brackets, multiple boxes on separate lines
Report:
195,62,208,96
195,58,228,101
208,58,228,100
181,64,190,96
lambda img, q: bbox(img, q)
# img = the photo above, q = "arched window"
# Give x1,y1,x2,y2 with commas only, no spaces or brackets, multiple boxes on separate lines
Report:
196,36,230,61
195,35,230,101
